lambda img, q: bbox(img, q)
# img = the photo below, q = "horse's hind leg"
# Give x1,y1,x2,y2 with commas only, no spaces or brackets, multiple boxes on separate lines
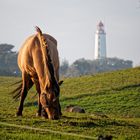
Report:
16,72,33,116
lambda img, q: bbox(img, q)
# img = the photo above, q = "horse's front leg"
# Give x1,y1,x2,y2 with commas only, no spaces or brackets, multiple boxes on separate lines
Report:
36,94,48,118
36,93,42,117
35,83,48,118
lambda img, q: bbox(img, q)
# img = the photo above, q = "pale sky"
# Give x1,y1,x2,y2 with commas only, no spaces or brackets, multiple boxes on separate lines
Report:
0,0,140,66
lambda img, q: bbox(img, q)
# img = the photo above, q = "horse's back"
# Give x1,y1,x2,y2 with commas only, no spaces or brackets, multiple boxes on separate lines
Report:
18,34,59,81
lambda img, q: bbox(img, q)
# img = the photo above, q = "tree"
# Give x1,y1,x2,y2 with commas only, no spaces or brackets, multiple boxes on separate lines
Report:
60,59,69,76
0,44,20,76
73,58,91,75
0,44,15,53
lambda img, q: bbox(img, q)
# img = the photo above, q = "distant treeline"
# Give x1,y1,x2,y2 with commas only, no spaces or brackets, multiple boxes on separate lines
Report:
0,44,133,77
60,58,133,77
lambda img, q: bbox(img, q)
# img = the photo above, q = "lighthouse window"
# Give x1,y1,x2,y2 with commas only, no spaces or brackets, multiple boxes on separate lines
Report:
98,41,100,46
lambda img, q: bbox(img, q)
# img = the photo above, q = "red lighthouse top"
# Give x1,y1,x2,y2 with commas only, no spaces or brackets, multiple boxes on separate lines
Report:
97,21,105,33
98,21,104,27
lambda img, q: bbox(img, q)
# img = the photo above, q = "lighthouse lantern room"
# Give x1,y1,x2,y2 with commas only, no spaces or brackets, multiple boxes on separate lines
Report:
95,21,106,59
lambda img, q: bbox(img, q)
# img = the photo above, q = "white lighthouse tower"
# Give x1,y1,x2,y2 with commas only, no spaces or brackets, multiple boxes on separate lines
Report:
95,21,106,59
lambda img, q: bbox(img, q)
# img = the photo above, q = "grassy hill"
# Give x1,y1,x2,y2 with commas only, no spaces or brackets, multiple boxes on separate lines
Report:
0,67,140,140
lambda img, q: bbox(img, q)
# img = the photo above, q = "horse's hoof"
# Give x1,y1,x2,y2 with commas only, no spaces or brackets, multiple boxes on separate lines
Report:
16,112,22,117
36,112,41,117
60,112,62,116
41,110,48,119
41,113,48,119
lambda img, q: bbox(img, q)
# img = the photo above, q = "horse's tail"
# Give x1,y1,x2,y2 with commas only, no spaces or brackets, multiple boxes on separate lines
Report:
35,26,43,37
35,26,48,48
10,80,22,101
35,26,52,88
35,26,49,68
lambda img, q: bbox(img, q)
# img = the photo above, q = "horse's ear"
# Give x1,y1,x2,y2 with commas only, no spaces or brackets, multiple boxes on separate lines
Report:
58,80,63,86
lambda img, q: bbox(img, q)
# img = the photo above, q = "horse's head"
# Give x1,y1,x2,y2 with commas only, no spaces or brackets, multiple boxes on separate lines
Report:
40,84,61,120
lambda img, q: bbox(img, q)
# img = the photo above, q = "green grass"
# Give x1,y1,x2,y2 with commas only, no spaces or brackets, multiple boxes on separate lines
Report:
0,67,140,139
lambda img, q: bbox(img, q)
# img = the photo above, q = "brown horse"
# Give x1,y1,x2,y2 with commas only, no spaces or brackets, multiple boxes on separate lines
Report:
14,26,61,120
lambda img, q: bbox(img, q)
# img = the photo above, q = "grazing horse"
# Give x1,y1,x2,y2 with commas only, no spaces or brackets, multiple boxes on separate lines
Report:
15,26,61,120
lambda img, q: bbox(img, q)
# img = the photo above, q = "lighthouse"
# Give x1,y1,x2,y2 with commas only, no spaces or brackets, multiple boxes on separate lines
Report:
95,21,106,59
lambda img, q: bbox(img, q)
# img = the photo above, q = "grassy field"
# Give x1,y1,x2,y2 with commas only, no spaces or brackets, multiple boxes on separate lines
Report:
0,67,140,140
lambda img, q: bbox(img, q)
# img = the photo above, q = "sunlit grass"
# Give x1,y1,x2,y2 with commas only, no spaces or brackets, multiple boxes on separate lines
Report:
0,67,140,139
